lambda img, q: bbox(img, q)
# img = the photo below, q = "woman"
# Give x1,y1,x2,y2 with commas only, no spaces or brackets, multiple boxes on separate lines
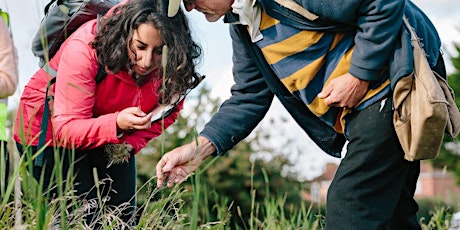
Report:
14,0,201,224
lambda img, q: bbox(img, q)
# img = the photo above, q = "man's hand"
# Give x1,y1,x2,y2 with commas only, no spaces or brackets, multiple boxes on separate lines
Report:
317,73,370,108
156,136,216,188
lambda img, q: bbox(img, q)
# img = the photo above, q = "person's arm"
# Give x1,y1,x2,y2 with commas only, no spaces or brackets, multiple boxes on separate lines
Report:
156,135,215,187
0,18,17,98
156,24,275,187
297,0,404,81
349,0,404,81
52,38,119,149
296,0,403,108
198,24,275,155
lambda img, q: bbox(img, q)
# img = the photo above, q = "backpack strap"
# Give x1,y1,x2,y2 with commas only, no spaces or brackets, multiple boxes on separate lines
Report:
35,76,55,166
35,62,107,166
95,63,107,83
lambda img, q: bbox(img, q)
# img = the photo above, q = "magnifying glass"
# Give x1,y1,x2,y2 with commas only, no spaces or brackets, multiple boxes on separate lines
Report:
151,74,205,123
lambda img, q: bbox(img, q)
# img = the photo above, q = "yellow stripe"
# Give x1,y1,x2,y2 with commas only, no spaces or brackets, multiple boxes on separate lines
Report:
359,79,390,103
281,56,325,93
307,96,329,116
325,48,353,85
307,101,347,134
283,42,355,117
260,12,279,30
336,111,348,133
337,108,351,134
330,33,345,51
261,31,324,64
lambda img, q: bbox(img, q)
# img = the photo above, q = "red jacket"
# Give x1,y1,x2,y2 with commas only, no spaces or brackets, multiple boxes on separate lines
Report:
14,19,181,154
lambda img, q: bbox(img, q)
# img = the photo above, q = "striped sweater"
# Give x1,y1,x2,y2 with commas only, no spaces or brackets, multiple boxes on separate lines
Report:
255,11,390,133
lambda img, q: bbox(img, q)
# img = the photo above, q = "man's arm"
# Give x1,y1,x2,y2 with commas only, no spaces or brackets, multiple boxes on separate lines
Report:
198,24,275,154
156,24,275,187
296,0,404,81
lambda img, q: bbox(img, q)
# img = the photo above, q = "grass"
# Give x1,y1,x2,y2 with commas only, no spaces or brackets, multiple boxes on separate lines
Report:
0,145,198,229
1,117,458,229
1,138,235,229
1,144,458,230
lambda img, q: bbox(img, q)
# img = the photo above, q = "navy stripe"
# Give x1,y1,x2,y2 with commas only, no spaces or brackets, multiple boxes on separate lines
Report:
368,71,389,90
256,22,303,48
323,32,355,79
355,85,391,111
266,34,335,79
299,65,326,103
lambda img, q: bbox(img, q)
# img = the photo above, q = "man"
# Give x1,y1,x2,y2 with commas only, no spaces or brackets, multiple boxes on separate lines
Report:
156,0,445,229
0,10,18,191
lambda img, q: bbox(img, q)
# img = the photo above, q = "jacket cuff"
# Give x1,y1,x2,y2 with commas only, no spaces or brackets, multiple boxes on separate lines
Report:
348,64,382,82
199,132,225,156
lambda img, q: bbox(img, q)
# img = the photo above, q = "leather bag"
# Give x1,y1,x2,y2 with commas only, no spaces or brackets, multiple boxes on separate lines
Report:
393,17,460,161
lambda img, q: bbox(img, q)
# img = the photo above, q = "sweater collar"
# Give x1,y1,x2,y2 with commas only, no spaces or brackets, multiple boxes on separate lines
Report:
226,0,263,43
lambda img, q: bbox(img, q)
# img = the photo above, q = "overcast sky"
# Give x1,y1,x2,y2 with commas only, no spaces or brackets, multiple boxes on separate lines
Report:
1,0,459,179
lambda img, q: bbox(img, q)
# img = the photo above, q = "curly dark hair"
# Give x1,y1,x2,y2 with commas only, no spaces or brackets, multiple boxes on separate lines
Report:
91,0,202,104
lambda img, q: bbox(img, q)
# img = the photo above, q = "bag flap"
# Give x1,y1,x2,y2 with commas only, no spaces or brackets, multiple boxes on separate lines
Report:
393,74,413,110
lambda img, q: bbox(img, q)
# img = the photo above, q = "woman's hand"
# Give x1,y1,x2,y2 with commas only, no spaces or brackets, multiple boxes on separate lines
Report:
116,107,153,131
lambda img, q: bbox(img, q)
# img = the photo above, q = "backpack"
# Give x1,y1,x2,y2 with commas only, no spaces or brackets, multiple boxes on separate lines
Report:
32,0,119,65
34,0,119,166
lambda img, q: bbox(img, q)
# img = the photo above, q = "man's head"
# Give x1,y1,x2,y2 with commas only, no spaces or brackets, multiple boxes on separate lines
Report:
182,0,234,22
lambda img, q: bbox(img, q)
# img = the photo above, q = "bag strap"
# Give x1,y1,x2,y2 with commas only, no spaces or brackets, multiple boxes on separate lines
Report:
35,62,107,166
401,16,434,80
274,0,318,21
402,16,421,48
35,76,55,166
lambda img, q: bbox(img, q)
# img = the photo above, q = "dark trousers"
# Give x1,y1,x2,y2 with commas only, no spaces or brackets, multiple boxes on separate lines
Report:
16,144,137,225
326,97,421,230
